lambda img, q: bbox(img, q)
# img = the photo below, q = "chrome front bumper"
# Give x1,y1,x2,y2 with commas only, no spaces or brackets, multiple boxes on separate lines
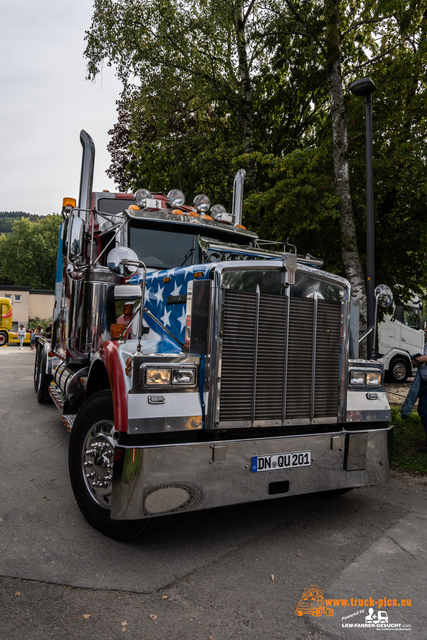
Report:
110,427,393,520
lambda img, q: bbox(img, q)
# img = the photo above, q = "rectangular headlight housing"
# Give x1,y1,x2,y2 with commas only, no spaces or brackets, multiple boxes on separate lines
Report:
349,369,382,387
349,370,365,386
366,371,381,386
172,368,196,385
145,368,171,385
143,365,197,388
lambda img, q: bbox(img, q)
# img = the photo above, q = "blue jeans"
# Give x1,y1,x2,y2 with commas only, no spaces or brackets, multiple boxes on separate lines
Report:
19,336,24,348
417,380,427,442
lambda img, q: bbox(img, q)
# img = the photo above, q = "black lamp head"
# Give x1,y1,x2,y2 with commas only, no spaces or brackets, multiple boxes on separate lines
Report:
349,77,376,97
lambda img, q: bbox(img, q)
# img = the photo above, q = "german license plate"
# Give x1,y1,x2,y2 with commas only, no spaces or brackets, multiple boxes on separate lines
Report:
251,451,311,472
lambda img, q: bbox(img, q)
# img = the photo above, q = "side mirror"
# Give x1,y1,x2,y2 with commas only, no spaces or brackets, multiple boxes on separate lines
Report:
375,284,393,308
68,216,84,261
107,246,140,278
369,284,394,360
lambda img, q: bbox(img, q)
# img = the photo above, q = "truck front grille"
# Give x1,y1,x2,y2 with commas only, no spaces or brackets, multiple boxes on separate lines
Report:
218,289,342,427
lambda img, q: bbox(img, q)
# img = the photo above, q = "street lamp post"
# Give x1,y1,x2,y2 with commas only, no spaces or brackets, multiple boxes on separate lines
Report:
349,77,377,359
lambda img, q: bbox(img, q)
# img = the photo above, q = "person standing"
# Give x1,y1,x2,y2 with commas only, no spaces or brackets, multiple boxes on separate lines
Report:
44,322,53,341
34,324,43,344
30,328,36,350
411,347,427,453
17,324,26,350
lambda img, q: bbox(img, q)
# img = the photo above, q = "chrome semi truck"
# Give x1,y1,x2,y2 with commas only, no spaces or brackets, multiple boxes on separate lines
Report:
34,130,393,540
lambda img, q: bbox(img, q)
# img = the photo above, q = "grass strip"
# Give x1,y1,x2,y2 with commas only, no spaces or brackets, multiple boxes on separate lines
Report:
391,406,427,474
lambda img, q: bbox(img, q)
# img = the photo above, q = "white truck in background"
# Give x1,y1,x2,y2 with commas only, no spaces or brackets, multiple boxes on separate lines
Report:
378,296,424,383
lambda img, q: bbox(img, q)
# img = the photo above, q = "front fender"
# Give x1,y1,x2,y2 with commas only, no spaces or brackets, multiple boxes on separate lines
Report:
377,348,412,368
88,341,129,432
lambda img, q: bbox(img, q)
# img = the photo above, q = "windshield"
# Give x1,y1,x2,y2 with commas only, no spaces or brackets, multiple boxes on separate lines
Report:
129,226,196,269
128,221,254,270
200,246,273,263
404,307,421,330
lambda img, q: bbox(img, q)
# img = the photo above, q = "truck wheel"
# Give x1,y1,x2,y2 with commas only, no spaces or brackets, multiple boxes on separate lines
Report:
34,345,41,390
0,331,8,346
69,390,160,541
34,345,52,403
387,357,409,383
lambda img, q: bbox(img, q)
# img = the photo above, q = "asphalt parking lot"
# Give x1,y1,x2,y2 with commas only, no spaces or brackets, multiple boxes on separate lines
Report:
1,346,426,640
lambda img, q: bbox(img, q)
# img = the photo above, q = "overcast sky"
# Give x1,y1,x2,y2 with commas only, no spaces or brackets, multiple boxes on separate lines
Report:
0,0,124,216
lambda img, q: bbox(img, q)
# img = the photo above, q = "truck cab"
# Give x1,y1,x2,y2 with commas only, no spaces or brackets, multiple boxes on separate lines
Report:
34,130,393,540
378,297,424,383
0,296,30,346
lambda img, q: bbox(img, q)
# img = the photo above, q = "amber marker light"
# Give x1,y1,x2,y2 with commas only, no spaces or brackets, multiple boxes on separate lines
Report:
123,302,134,315
63,197,76,208
111,324,125,339
235,224,247,229
201,214,213,220
62,197,76,215
172,209,183,215
128,204,140,211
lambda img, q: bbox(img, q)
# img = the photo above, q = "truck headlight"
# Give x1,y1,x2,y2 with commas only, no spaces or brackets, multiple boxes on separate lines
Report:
145,368,171,385
366,371,381,386
349,369,382,387
172,368,196,385
349,371,365,385
143,365,197,387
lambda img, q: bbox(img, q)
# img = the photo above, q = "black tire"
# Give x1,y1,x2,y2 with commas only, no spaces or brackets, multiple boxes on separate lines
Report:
33,345,41,391
34,344,52,403
0,331,8,346
387,357,410,383
68,390,160,541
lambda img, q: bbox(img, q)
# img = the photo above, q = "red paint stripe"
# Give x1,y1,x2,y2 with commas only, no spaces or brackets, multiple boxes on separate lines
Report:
98,341,128,432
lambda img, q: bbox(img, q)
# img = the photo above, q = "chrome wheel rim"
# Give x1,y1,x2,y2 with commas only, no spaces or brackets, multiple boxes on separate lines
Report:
393,362,406,381
81,420,116,509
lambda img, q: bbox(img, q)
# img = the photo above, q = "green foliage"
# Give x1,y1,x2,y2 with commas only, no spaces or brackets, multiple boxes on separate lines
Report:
28,317,52,331
108,96,239,206
86,0,427,292
0,216,61,290
346,37,427,300
391,407,427,474
0,212,44,235
242,146,343,272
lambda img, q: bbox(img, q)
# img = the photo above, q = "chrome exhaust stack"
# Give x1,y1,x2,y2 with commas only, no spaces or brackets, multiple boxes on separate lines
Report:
78,130,95,219
232,168,246,226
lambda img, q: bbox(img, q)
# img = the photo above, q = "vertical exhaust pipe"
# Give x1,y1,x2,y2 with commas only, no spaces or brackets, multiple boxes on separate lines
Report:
67,130,95,361
78,130,95,217
232,168,246,226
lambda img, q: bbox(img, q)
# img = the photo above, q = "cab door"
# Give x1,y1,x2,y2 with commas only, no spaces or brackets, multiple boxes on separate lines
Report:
400,306,424,353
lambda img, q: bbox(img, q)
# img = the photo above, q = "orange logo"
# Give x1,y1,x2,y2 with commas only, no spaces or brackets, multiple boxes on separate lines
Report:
295,585,334,618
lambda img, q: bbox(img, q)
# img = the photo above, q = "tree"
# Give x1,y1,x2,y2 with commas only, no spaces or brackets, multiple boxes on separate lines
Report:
85,0,277,168
85,0,427,334
264,0,427,352
0,215,62,290
106,95,239,207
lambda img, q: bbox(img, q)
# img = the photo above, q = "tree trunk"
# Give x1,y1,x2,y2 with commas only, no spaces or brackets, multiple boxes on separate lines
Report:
325,0,367,357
